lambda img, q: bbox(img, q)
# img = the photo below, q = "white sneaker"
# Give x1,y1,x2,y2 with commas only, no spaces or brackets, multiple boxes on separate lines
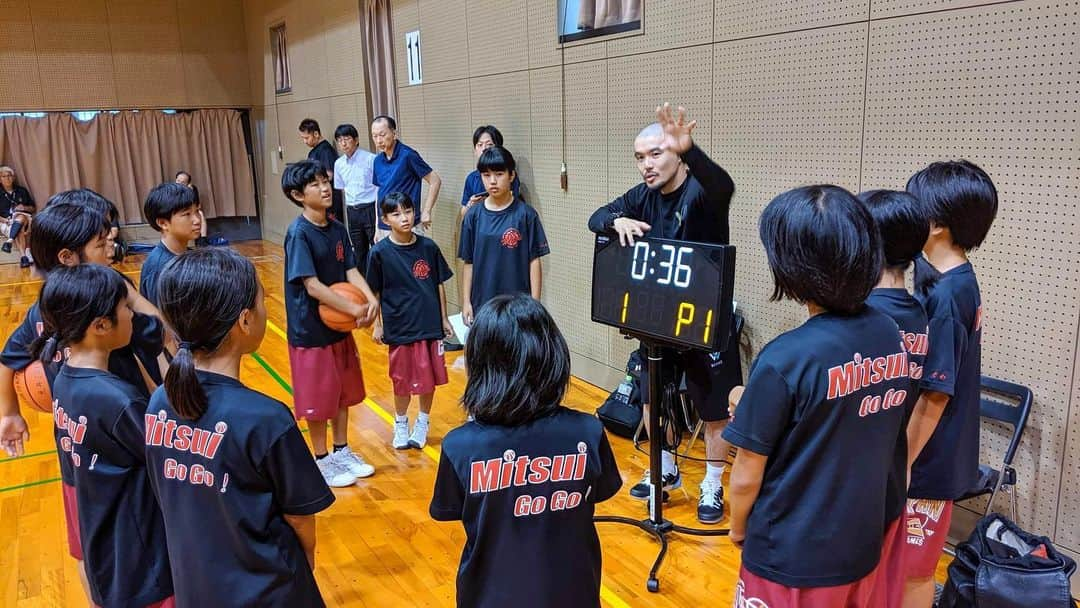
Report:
408,418,430,449
335,446,375,478
317,455,357,488
392,420,410,450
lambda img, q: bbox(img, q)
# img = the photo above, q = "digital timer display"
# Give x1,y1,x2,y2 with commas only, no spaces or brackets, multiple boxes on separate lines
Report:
591,235,735,351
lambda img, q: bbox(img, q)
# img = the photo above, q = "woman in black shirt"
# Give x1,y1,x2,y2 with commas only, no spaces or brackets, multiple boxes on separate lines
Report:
0,166,35,267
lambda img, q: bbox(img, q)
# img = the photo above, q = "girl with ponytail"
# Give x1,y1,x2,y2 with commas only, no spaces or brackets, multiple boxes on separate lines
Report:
35,264,174,608
145,247,335,608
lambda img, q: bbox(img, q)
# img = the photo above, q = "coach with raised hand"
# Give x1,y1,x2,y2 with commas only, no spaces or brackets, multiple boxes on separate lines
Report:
588,103,736,525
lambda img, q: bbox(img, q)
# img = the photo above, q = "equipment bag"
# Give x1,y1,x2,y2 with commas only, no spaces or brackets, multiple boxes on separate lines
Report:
596,350,643,439
939,513,1076,608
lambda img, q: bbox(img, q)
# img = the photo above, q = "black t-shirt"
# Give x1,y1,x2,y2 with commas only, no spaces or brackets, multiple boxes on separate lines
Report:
145,371,335,608
308,140,338,174
1,302,159,485
722,308,909,588
587,145,734,246
430,407,622,608
909,261,983,500
866,288,928,522
366,235,452,346
457,198,549,310
53,366,172,608
0,185,33,217
138,242,178,307
284,216,356,347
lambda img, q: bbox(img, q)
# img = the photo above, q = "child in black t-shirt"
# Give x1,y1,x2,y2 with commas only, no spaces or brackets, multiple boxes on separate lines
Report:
723,185,909,606
367,192,453,450
148,247,335,607
34,264,173,608
901,161,997,608
858,189,930,608
430,294,622,608
282,160,379,488
140,182,203,306
458,147,549,325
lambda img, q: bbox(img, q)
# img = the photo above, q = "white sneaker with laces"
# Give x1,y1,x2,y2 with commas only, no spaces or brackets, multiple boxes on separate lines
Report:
408,418,430,449
317,455,357,488
392,420,410,450
335,446,375,478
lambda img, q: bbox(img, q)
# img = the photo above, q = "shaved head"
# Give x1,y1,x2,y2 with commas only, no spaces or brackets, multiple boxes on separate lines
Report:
636,123,663,140
633,122,685,193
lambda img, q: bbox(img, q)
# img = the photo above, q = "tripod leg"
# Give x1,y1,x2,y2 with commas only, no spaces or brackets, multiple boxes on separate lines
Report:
646,531,669,592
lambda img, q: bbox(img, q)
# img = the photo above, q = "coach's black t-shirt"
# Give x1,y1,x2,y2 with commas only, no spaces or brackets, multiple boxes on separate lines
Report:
458,198,549,310
54,366,172,608
430,407,623,608
138,241,178,307
366,235,452,346
866,288,928,523
1,302,159,485
722,308,909,588
910,260,983,501
145,371,335,608
284,215,355,347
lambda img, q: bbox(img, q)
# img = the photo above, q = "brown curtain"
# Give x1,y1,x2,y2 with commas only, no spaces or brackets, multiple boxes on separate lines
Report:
272,26,291,92
0,110,256,224
361,0,398,118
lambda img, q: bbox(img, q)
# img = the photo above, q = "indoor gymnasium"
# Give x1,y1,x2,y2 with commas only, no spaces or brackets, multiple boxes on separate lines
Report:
0,1,1078,607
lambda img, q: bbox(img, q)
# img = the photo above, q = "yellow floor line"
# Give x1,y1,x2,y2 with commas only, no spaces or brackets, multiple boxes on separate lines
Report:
262,319,631,608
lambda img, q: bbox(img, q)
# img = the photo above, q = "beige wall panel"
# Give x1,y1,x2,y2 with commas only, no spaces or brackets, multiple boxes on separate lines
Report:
33,0,118,109
255,104,295,242
276,0,330,100
468,71,532,188
322,0,365,97
419,80,471,307
328,94,369,143
525,63,613,367
395,84,428,151
416,0,469,83
0,0,44,110
108,0,187,108
391,0,419,91
527,0,606,69
606,45,713,201
178,0,251,106
861,0,1080,543
466,0,529,77
870,0,992,20
714,0,867,41
607,0,712,57
713,23,866,350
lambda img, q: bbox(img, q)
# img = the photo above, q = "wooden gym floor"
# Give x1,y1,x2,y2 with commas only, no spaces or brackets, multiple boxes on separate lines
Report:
0,241,952,607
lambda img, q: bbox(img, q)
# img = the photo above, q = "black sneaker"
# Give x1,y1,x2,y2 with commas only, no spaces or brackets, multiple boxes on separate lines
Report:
1,241,11,253
443,338,463,352
697,478,725,524
629,468,681,499
19,256,31,268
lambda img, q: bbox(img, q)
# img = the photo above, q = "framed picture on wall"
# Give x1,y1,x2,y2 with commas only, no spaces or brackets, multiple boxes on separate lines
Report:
558,0,642,44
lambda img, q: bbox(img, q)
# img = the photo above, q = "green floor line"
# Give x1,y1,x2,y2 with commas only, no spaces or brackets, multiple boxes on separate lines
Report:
0,476,62,494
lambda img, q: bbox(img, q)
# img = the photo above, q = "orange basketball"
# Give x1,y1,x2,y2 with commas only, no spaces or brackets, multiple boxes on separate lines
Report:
318,282,371,331
13,361,53,413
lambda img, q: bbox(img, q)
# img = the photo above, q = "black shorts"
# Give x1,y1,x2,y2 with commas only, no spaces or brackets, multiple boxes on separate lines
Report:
637,342,742,422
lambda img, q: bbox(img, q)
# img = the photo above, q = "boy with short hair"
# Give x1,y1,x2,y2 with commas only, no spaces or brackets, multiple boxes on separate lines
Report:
367,192,453,450
901,160,998,608
282,160,379,488
140,182,202,306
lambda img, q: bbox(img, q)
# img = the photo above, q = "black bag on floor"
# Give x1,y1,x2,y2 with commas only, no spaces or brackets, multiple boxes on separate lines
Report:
596,350,643,439
939,513,1076,608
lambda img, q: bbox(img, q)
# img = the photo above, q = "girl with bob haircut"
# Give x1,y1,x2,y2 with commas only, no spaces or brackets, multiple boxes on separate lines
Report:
145,248,335,607
723,185,909,606
32,264,174,608
430,294,622,608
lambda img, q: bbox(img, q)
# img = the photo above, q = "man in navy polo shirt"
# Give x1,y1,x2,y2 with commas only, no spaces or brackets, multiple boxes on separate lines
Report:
370,115,442,236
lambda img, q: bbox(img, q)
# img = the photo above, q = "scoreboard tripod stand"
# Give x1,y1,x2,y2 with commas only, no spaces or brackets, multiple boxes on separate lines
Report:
590,235,736,593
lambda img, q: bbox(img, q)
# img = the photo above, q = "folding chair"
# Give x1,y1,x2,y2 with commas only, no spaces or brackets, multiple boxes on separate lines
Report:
957,376,1033,522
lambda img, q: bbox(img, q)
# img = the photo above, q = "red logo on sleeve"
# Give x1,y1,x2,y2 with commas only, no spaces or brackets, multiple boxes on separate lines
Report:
500,228,522,249
413,259,431,280
335,241,345,262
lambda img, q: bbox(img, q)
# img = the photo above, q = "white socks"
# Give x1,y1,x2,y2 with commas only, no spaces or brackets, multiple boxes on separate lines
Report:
417,411,430,425
661,450,676,476
705,462,725,484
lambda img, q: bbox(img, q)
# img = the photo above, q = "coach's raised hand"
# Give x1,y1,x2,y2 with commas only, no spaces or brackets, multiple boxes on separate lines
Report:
655,102,697,157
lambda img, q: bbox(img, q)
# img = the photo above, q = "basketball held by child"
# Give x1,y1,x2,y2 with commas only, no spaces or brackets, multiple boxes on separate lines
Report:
13,361,53,413
318,282,371,331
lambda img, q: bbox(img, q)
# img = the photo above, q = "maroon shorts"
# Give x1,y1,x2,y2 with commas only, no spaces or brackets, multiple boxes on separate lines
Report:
900,498,953,579
288,334,366,421
868,516,905,608
388,339,448,397
61,482,83,560
93,596,175,608
736,562,879,607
